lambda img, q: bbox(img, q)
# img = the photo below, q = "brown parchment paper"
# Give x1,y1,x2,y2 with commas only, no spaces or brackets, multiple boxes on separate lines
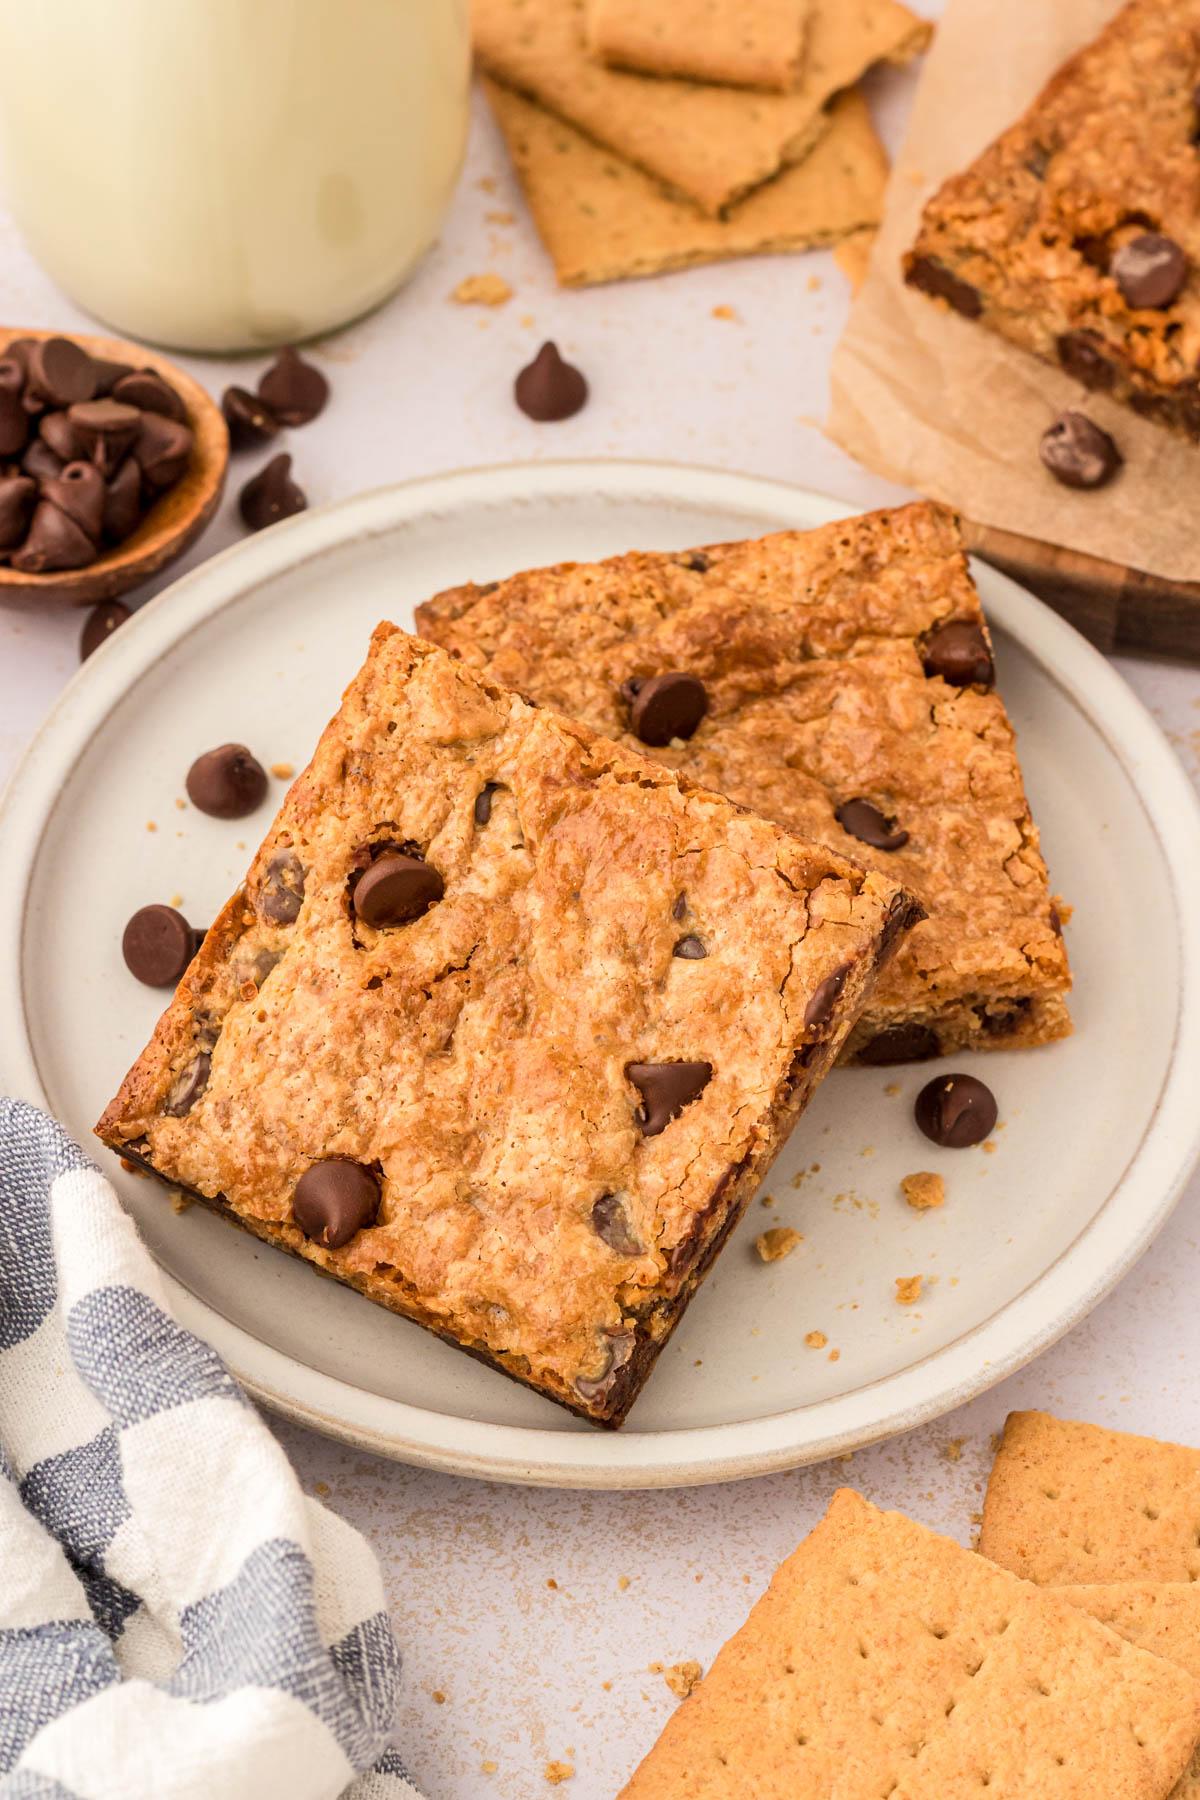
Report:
827,0,1200,584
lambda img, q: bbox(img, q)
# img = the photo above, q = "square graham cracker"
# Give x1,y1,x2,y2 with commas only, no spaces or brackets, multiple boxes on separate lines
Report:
473,0,930,216
982,1412,1200,1585
417,500,1071,1063
584,0,811,93
484,82,888,286
616,1489,1200,1800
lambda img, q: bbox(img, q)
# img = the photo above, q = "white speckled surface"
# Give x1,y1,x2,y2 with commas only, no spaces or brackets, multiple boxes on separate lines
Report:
6,14,1200,1795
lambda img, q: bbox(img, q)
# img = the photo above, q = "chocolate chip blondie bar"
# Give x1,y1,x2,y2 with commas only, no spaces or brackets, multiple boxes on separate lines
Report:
905,0,1200,442
416,501,1071,1064
96,628,919,1425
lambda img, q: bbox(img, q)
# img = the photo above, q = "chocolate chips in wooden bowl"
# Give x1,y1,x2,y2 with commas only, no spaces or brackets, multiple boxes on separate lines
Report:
0,327,228,607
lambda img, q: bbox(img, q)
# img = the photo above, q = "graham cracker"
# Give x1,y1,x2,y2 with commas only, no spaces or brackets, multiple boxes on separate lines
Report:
473,0,931,216
484,82,888,286
981,1412,1200,1585
584,0,811,92
616,1488,1200,1800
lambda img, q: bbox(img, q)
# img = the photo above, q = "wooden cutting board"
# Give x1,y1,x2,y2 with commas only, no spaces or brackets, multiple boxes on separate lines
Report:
963,520,1200,661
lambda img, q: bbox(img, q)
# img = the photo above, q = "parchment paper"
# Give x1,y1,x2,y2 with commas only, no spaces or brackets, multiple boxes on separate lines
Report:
827,0,1200,584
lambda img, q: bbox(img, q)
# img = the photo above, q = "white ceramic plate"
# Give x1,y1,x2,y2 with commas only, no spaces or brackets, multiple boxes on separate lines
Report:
3,462,1200,1490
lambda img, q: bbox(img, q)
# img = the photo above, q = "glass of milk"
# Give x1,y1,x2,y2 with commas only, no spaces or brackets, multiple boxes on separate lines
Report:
0,0,470,352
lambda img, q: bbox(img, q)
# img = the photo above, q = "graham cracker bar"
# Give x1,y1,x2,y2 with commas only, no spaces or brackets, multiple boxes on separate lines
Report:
584,0,811,92
473,0,930,216
484,82,888,287
617,1488,1200,1800
982,1411,1200,1584
905,0,1200,443
417,500,1071,1064
96,628,920,1427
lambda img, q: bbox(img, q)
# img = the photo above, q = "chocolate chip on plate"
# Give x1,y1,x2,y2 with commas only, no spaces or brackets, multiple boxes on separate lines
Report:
292,1158,380,1250
353,851,444,927
514,341,588,421
1111,232,1187,309
111,368,187,422
474,782,501,826
591,1192,643,1257
673,933,707,959
11,499,96,572
856,1023,940,1066
805,963,851,1028
239,452,307,531
914,1072,998,1147
835,799,909,852
222,385,280,451
68,398,143,476
921,619,995,688
626,1060,712,1137
628,672,707,747
1039,410,1122,490
0,386,28,457
122,903,200,987
186,743,269,819
24,336,97,408
0,475,36,549
80,598,131,661
257,347,329,427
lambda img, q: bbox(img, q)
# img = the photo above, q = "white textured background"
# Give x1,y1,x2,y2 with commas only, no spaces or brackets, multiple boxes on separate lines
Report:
6,8,1200,1795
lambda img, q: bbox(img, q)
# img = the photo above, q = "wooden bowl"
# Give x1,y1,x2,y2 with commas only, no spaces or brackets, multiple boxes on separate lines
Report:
0,326,229,608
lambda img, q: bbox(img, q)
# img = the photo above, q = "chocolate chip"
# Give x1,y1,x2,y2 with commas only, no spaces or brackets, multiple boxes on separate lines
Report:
629,672,707,747
164,1052,211,1117
0,387,28,456
68,399,142,476
186,743,269,819
293,1159,380,1249
90,358,136,397
1,338,34,375
240,946,282,987
39,411,78,462
591,1193,643,1257
259,850,305,923
111,368,187,421
835,799,909,852
981,998,1031,1037
11,500,96,572
921,619,995,688
474,782,501,826
80,598,131,661
134,412,194,490
805,963,851,1029
857,1023,940,1066
0,358,25,395
1039,411,1122,490
239,452,306,531
904,255,983,319
353,851,444,927
24,336,97,408
102,457,144,543
222,385,280,451
43,463,105,541
914,1072,997,1147
122,904,199,987
21,439,63,483
673,934,707,959
1056,330,1116,390
626,1060,712,1137
258,347,329,427
514,340,588,421
683,551,710,572
1025,142,1052,178
574,1331,635,1403
671,891,687,921
1111,232,1186,308
0,475,36,549
1049,903,1062,936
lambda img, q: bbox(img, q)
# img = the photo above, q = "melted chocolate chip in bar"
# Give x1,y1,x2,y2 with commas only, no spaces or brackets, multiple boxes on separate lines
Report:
258,851,306,924
627,1060,712,1137
293,1158,380,1250
1110,232,1186,309
921,619,994,688
474,782,501,826
857,1023,941,1066
835,799,909,853
804,964,851,1028
352,850,444,928
627,671,708,747
591,1193,643,1257
673,934,707,959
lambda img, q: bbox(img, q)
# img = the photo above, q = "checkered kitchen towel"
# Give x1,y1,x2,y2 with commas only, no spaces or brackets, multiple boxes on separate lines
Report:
0,1098,420,1800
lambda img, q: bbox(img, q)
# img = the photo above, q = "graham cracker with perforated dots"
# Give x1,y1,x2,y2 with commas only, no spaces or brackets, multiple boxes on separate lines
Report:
616,1488,1200,1800
981,1412,1200,1585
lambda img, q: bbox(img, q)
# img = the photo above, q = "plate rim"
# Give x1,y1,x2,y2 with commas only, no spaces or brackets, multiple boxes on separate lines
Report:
4,457,1200,1489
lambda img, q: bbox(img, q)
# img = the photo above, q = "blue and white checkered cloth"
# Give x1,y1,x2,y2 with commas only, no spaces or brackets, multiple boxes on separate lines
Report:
0,1098,421,1800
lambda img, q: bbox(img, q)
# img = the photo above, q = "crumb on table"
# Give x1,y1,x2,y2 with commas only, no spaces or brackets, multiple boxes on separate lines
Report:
756,1226,802,1263
618,1575,630,1591
482,1762,498,1774
451,273,513,306
663,1660,703,1699
711,304,737,320
269,761,294,779
901,1171,945,1211
804,1329,827,1350
895,1274,924,1306
544,1762,574,1784
168,1188,191,1215
943,1437,965,1463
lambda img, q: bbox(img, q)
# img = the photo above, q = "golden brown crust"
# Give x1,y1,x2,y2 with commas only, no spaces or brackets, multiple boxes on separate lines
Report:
97,628,917,1424
904,0,1200,439
416,501,1071,1062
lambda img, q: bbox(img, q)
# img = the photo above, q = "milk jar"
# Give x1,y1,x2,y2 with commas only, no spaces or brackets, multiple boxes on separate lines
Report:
0,0,470,351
